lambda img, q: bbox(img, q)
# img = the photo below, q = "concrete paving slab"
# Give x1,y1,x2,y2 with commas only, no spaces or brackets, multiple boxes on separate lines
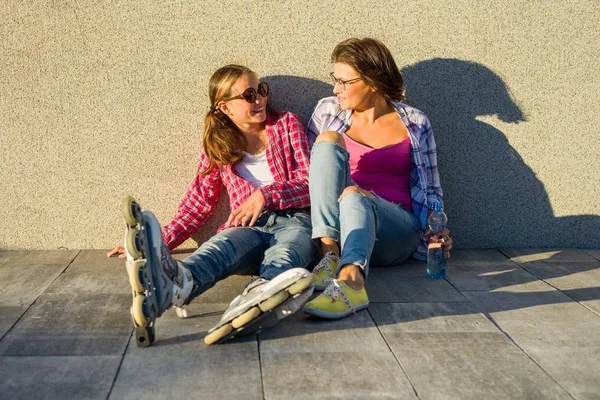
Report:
371,258,429,277
0,293,132,356
446,263,540,291
0,264,68,306
369,302,499,334
129,302,236,350
112,303,262,400
259,308,389,354
513,260,600,301
463,289,600,349
67,249,127,271
193,274,255,304
112,349,262,400
0,356,121,400
0,305,28,339
366,275,468,303
0,250,79,268
526,347,600,400
501,248,598,264
45,269,130,295
261,351,417,400
447,248,512,264
385,332,571,400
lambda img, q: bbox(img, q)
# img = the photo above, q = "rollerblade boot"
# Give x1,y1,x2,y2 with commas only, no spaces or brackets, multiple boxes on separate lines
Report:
122,196,195,347
204,267,315,345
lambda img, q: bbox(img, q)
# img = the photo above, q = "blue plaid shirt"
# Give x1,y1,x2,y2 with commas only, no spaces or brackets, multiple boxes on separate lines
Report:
307,96,444,261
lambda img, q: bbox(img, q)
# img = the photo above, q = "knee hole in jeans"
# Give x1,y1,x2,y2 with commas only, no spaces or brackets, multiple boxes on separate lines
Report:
314,131,346,147
338,186,374,202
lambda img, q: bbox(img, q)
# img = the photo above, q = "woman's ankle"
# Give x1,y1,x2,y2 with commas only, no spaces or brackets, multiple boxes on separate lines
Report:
320,239,340,257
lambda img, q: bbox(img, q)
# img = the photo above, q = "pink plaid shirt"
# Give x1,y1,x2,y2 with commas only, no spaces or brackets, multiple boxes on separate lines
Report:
162,111,311,250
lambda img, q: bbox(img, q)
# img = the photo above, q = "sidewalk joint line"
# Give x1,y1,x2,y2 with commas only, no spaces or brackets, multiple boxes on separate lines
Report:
106,328,134,400
368,308,421,399
0,250,81,342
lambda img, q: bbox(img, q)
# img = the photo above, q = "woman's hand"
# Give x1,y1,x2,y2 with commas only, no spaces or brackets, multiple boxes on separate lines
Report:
227,190,265,227
424,228,453,259
107,246,126,259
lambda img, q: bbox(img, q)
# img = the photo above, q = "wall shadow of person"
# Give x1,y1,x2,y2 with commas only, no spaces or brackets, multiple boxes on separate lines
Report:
262,75,334,126
401,58,600,249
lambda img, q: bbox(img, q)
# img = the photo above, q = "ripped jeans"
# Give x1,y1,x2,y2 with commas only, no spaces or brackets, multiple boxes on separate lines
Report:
181,209,319,301
309,140,421,280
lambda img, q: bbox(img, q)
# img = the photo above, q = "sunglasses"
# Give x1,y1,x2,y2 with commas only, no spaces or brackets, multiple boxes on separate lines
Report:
225,82,269,103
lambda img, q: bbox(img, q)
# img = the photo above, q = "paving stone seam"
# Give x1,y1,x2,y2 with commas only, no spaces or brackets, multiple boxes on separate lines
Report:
366,308,420,399
106,329,134,400
447,250,578,398
463,294,578,399
257,336,266,400
0,250,81,343
509,261,600,319
440,275,475,301
580,303,600,318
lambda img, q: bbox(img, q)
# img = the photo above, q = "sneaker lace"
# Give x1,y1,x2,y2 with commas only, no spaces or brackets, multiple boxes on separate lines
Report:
323,280,356,314
313,252,339,277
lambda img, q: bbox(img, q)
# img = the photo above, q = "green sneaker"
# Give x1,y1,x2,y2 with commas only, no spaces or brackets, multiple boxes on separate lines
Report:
304,279,369,319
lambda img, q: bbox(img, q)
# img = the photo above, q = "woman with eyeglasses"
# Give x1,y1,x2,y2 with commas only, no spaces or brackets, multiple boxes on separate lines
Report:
303,38,453,319
108,64,319,345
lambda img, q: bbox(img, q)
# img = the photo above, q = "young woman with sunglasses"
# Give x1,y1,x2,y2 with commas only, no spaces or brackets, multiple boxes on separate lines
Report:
108,64,319,345
303,38,453,319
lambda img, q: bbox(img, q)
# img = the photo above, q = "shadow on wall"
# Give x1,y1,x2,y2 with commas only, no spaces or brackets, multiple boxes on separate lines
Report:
402,58,599,249
262,75,334,126
192,63,599,249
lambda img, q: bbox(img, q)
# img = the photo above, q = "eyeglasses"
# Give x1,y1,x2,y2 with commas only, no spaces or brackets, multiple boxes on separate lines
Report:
225,82,269,103
330,73,362,91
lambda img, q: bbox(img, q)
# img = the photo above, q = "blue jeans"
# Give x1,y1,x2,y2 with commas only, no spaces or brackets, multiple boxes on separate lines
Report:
309,141,421,280
180,209,319,301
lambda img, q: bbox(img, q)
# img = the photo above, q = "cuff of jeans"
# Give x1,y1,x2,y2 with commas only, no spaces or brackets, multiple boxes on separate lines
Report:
312,226,339,242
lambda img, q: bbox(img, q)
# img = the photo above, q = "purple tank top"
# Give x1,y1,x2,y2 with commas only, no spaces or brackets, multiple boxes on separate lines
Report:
344,134,412,210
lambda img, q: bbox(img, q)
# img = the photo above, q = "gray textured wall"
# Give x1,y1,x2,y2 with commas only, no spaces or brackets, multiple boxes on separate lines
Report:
1,1,599,250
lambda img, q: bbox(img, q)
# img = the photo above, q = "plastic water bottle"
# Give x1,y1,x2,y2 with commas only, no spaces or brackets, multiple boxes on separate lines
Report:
426,201,448,279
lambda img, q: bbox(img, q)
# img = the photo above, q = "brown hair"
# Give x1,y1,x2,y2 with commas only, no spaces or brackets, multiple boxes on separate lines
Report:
201,64,254,174
331,38,405,102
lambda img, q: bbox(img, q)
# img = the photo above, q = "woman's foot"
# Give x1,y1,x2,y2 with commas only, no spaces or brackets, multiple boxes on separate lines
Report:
338,263,365,291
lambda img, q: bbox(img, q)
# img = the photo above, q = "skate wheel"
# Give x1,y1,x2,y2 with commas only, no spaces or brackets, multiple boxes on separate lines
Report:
204,323,233,345
287,274,315,296
135,325,155,347
132,295,149,326
232,306,261,329
259,290,289,312
175,307,188,319
126,228,143,259
122,195,140,228
128,260,146,293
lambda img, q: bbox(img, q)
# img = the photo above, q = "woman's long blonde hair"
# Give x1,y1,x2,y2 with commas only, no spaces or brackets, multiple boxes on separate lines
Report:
201,64,254,175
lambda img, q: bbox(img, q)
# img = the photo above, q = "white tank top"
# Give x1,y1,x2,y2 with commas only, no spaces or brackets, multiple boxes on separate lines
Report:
233,150,275,188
